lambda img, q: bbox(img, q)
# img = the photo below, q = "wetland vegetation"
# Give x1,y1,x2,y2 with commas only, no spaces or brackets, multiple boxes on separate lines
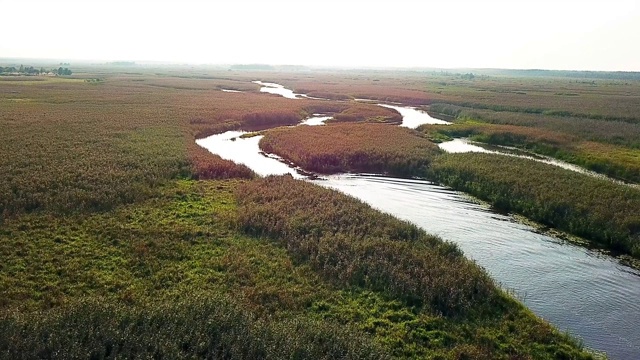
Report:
4,63,636,358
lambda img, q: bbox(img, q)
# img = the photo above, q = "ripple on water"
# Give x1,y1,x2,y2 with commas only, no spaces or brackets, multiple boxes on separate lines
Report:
313,174,640,359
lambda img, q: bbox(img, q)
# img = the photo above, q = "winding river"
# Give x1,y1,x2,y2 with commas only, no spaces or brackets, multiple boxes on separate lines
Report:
197,82,640,359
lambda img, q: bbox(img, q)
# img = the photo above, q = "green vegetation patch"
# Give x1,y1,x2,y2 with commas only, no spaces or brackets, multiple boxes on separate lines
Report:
235,176,592,359
1,176,592,358
0,99,190,218
1,295,386,360
0,179,389,358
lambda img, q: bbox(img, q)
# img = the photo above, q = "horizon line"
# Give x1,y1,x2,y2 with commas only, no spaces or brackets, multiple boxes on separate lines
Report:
1,56,640,74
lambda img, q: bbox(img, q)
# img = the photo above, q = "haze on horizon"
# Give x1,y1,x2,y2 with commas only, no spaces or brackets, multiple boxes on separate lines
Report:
2,0,639,72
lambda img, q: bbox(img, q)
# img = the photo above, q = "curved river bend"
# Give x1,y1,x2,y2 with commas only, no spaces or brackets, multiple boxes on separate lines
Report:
197,82,640,359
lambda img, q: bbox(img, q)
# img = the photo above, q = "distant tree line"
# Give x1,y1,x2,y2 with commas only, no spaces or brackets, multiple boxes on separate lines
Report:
473,68,640,80
107,61,136,66
0,65,72,76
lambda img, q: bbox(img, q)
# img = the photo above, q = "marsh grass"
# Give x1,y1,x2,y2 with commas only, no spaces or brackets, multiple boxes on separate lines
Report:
431,153,640,258
235,176,593,359
0,295,387,360
421,122,640,183
260,123,439,176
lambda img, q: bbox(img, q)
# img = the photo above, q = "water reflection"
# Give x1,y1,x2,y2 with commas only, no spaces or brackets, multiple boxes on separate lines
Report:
253,80,301,99
378,104,450,128
195,131,304,178
438,138,632,185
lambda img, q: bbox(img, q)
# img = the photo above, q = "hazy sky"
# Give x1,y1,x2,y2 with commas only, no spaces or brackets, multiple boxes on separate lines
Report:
2,0,639,71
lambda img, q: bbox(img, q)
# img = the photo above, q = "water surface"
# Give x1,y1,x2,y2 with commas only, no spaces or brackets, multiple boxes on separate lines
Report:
300,115,332,126
195,131,304,178
438,138,633,185
253,80,301,99
378,104,450,127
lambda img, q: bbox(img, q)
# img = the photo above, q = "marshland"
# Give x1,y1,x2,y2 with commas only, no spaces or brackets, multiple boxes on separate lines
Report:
3,2,640,357
1,62,639,359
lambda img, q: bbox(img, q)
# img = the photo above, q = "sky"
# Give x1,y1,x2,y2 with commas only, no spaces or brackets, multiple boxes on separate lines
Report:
1,0,639,71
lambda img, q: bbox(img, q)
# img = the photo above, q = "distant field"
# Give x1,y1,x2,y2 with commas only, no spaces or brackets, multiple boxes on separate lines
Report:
257,70,640,184
0,76,85,85
272,72,640,121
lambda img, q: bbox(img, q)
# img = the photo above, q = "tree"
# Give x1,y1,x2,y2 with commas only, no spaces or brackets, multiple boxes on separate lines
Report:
57,67,72,76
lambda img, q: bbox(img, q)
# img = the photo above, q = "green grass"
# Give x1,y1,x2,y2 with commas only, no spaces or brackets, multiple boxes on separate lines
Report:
1,295,387,360
0,180,388,358
0,177,593,358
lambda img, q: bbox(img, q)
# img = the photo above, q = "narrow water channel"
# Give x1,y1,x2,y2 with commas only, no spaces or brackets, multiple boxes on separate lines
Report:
438,138,597,174
253,80,301,99
195,130,305,178
378,104,451,127
438,138,637,187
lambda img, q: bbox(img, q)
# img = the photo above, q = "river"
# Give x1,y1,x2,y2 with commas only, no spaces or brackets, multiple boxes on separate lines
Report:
379,103,451,127
315,174,640,359
196,82,640,359
253,80,301,99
